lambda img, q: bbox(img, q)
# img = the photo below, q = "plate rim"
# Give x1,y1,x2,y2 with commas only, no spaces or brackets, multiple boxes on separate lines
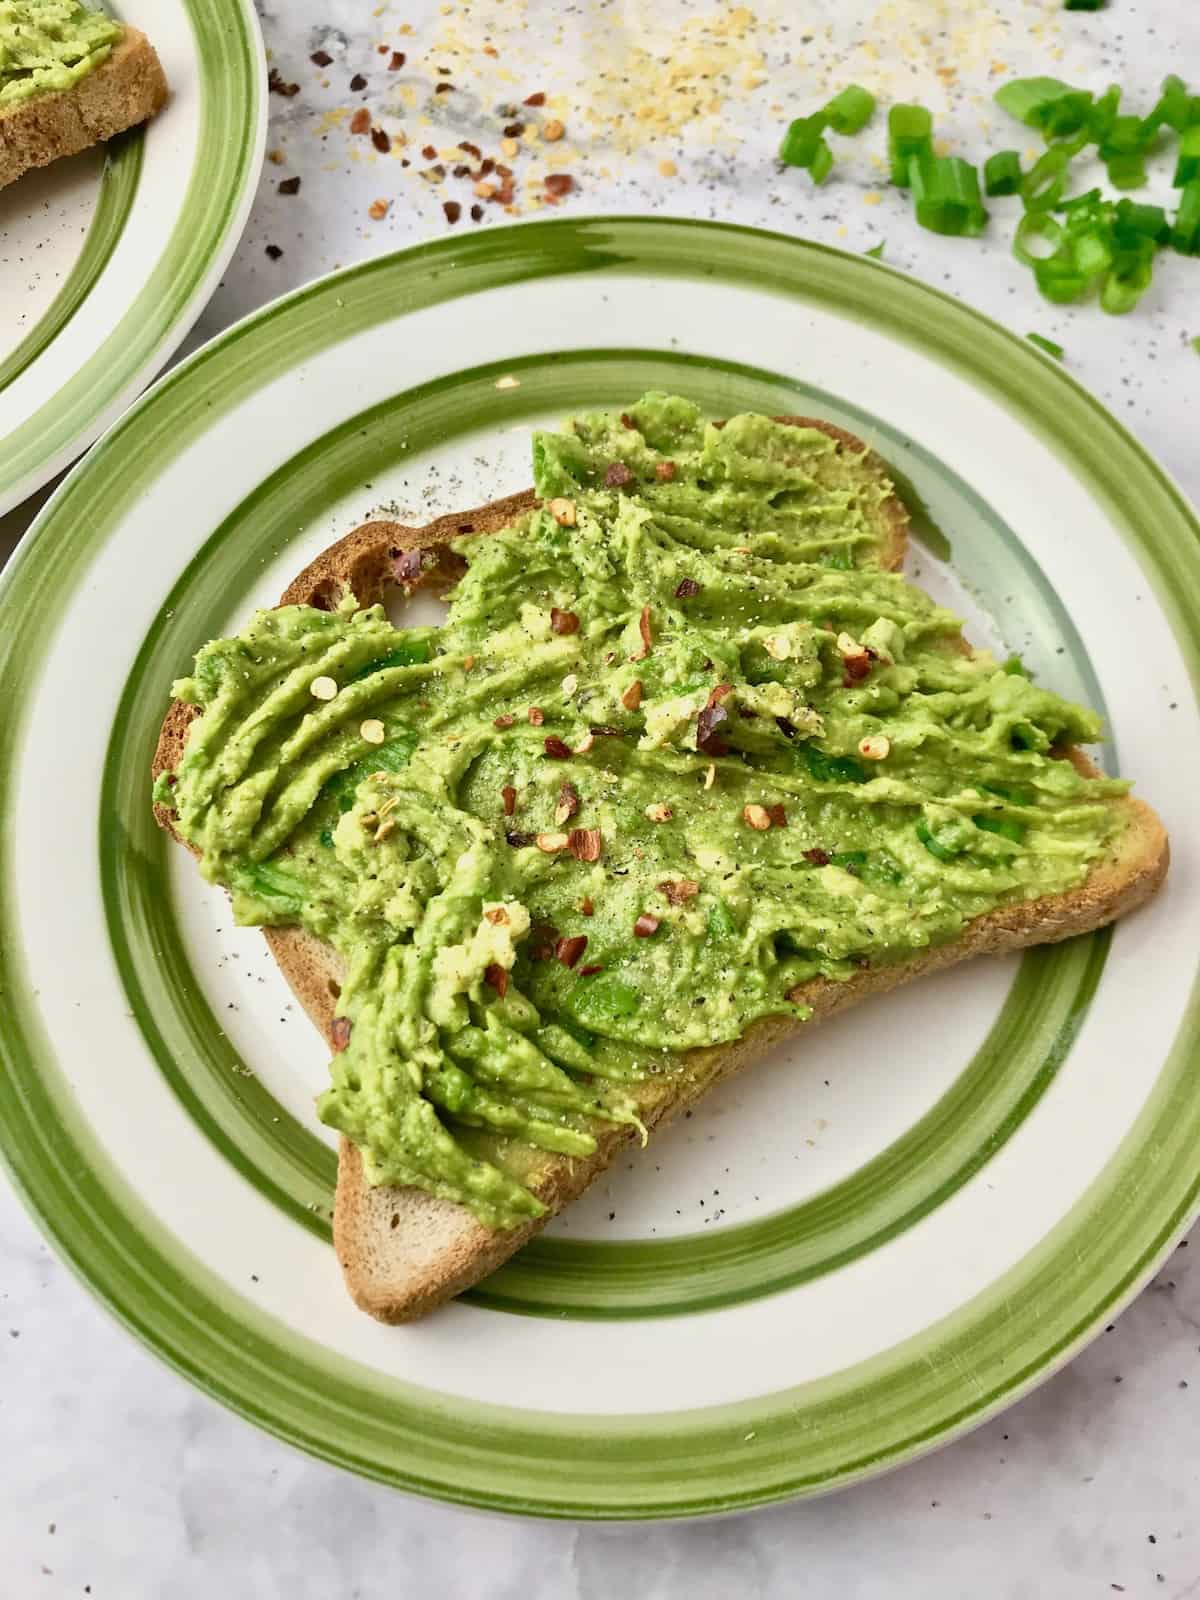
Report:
0,0,267,517
1,216,1198,1519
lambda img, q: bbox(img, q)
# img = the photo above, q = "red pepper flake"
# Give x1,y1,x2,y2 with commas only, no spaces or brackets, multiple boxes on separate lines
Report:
842,652,873,685
372,127,391,153
527,706,545,726
391,546,423,585
350,73,367,91
674,578,701,599
350,107,371,134
580,897,595,917
459,140,482,158
634,913,661,938
500,121,524,139
568,827,603,862
543,736,572,760
604,460,634,490
278,176,301,195
470,203,484,221
639,605,653,655
268,68,300,98
331,1017,352,1051
310,49,333,67
529,922,561,960
655,460,677,482
389,50,406,69
620,412,636,429
479,157,496,176
659,879,700,904
557,935,588,969
496,178,515,205
544,173,575,199
555,781,581,823
443,200,462,224
422,143,437,159
578,964,604,977
524,91,546,106
696,701,729,757
435,81,455,93
450,163,469,178
501,785,517,817
803,847,830,866
621,679,643,711
484,963,509,998
265,244,284,260
589,724,624,738
706,683,733,708
493,714,516,730
550,607,580,635
767,804,788,829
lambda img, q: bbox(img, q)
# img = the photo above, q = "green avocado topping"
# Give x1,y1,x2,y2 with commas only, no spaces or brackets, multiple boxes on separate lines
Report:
160,393,1128,1229
0,0,121,105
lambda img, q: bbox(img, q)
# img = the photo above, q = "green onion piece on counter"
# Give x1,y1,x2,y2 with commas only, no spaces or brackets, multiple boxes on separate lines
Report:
1034,256,1090,303
864,240,886,259
1171,180,1200,254
1191,336,1200,354
824,84,876,135
984,150,1023,196
1114,199,1170,245
1087,85,1122,144
1064,0,1106,9
1013,209,1065,266
1101,235,1157,313
779,113,833,181
888,104,933,187
1174,125,1200,188
909,155,988,236
1027,332,1065,359
1105,150,1148,190
1101,113,1149,157
995,77,1094,139
1142,75,1189,137
1021,145,1075,210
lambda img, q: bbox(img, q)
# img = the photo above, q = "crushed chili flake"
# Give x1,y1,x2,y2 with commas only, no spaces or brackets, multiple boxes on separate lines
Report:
265,244,283,260
372,127,391,153
278,176,301,195
674,578,701,599
331,1017,352,1051
443,200,462,224
843,653,872,685
527,706,545,726
568,827,603,862
706,683,733,707
268,68,300,98
484,963,509,998
580,897,595,917
470,204,484,221
529,922,560,960
550,607,580,635
767,803,788,829
634,913,661,938
421,143,437,160
501,785,517,817
524,91,546,106
350,107,371,135
435,82,455,94
604,461,634,490
544,736,572,760
696,702,729,756
620,412,636,429
493,713,515,728
310,50,333,67
555,782,581,824
803,847,830,866
638,605,653,654
659,879,700,904
503,121,525,138
389,50,406,69
621,679,643,711
459,140,482,158
578,964,604,977
350,73,367,91
655,459,678,482
495,162,513,179
743,804,772,831
391,547,422,585
589,724,624,738
557,935,588,969
544,173,576,199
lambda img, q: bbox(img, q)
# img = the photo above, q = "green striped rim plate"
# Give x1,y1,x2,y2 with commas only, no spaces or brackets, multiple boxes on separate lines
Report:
0,219,1196,1518
0,0,265,516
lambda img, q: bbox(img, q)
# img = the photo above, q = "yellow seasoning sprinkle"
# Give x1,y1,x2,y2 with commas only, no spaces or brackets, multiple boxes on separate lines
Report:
658,158,678,178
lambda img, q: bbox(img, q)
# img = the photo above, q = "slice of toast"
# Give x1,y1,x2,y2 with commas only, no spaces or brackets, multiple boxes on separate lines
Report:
152,419,1168,1323
0,27,167,192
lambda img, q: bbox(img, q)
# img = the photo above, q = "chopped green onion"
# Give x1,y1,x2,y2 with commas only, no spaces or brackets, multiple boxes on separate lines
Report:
1143,75,1190,137
1064,0,1106,9
1002,655,1031,678
915,821,964,862
909,154,988,236
1014,209,1065,265
974,814,1027,843
1114,199,1169,245
1172,180,1200,254
1105,150,1148,190
1021,145,1074,210
864,240,886,259
1026,333,1064,360
888,104,933,187
779,113,833,181
1192,336,1200,355
1034,255,1091,303
1101,114,1149,156
1174,125,1200,188
995,76,1094,139
984,150,1023,196
1088,85,1122,145
824,84,876,136
1101,238,1156,314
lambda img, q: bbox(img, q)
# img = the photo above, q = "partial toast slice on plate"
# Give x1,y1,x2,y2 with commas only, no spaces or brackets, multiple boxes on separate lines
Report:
152,418,1168,1322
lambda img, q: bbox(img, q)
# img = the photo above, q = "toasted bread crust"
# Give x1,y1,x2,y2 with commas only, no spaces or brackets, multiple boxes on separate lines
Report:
0,28,168,192
151,418,1168,1322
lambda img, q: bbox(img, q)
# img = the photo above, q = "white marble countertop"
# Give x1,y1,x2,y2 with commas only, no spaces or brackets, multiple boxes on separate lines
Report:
4,2,1200,1594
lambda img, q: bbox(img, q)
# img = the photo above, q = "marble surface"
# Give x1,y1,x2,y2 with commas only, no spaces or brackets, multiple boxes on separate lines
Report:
3,1,1200,1593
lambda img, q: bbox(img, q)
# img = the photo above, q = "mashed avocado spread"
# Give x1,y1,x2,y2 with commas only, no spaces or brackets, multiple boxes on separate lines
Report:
0,1,121,106
158,394,1128,1229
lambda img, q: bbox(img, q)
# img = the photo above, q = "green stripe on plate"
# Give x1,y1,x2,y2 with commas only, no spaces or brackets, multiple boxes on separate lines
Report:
100,346,1110,1318
0,0,263,508
0,133,143,397
1,220,1197,1517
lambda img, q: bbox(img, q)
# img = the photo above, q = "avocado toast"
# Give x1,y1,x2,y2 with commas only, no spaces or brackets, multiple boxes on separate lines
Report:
152,395,1168,1322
